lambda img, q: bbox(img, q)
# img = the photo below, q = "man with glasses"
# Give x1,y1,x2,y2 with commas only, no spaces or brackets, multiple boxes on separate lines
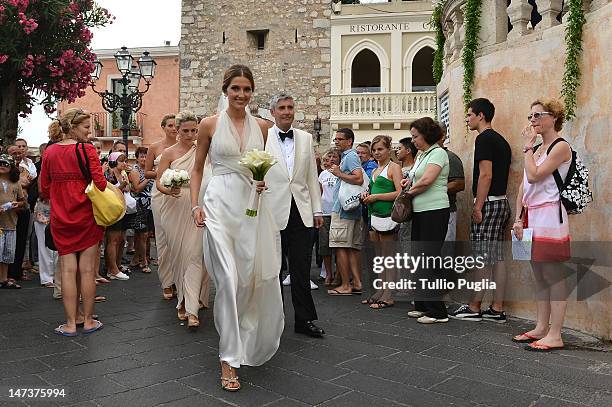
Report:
327,128,364,296
450,98,511,323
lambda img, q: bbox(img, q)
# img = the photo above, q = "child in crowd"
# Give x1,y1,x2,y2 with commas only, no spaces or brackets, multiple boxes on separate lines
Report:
318,148,340,286
0,154,27,289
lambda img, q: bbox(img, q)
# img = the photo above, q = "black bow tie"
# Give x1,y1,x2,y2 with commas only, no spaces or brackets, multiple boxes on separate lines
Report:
279,129,294,142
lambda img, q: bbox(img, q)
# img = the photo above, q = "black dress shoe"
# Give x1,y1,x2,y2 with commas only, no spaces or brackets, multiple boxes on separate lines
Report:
295,321,325,338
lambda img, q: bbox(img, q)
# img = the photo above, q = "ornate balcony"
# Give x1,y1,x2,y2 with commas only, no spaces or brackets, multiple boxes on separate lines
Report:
330,92,436,124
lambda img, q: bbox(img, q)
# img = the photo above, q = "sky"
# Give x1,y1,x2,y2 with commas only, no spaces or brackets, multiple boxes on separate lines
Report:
19,0,182,147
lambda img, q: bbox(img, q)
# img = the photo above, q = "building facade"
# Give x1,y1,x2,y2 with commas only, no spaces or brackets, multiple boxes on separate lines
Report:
330,0,436,143
180,0,332,144
58,45,179,156
437,0,611,339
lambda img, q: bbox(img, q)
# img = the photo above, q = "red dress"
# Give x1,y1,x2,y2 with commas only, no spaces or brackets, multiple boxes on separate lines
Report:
40,143,107,256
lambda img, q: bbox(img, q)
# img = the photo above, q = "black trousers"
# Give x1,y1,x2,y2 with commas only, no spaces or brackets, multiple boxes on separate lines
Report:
411,208,450,319
9,210,31,280
280,199,318,324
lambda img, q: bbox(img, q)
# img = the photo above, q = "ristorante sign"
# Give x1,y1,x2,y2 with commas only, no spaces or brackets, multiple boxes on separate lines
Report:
349,23,412,32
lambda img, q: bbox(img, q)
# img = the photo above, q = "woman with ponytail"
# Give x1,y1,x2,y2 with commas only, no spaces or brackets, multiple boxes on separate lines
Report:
40,108,107,336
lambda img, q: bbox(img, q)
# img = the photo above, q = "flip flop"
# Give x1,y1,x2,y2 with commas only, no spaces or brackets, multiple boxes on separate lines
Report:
0,280,21,289
76,315,99,327
370,301,394,310
361,297,377,305
54,324,78,337
525,341,564,352
328,289,352,296
512,332,543,343
141,266,152,274
351,288,363,295
82,320,104,334
95,277,111,284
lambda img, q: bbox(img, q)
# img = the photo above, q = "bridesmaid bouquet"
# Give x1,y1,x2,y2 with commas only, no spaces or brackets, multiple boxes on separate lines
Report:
160,169,190,188
238,149,277,217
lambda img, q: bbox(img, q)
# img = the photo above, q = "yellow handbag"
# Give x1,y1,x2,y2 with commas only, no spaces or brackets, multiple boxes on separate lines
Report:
85,181,126,227
76,143,126,227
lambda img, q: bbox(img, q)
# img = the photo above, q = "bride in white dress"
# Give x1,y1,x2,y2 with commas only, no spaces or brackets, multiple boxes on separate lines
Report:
190,65,284,392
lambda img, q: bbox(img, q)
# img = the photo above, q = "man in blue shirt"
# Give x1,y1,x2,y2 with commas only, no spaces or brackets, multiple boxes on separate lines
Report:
328,128,364,296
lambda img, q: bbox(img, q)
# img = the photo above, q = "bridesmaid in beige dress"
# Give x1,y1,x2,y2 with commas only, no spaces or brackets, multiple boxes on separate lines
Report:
156,111,210,329
145,115,177,300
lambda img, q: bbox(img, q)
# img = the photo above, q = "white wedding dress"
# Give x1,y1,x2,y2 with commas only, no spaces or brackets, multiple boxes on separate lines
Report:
203,110,284,368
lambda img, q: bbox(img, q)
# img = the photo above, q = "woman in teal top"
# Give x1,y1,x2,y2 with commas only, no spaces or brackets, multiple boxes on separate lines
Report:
400,117,450,324
361,135,402,309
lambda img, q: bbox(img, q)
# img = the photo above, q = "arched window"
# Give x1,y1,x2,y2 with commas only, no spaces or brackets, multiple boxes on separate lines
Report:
351,49,381,93
411,46,435,92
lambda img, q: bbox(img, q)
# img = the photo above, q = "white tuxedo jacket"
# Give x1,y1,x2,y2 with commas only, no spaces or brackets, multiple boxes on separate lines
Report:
264,127,322,230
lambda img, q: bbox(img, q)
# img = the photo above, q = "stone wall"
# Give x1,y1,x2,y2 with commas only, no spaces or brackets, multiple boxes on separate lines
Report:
180,0,332,143
438,2,611,339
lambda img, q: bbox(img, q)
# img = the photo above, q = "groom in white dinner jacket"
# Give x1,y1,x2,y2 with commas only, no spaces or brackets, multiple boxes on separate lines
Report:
264,92,325,338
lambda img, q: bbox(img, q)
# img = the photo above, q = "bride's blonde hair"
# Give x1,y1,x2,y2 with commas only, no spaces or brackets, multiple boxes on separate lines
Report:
48,108,91,141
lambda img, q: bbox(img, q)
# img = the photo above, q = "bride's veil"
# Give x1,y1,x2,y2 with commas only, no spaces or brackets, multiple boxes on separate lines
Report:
216,93,229,114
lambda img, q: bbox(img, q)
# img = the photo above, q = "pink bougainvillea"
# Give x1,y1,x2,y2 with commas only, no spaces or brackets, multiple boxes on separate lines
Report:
0,0,113,127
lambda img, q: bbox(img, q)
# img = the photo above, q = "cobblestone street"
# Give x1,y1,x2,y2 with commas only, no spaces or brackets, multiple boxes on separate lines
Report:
1,262,611,407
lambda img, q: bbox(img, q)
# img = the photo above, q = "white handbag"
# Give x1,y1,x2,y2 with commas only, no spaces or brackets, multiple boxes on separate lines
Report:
370,215,398,232
339,169,370,211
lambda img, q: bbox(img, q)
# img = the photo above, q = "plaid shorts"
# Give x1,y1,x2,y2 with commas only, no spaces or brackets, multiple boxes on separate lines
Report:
0,229,17,264
471,199,511,264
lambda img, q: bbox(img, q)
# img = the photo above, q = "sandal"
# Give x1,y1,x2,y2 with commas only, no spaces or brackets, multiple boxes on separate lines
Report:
0,280,21,289
177,306,187,321
188,314,200,330
370,301,394,310
54,324,78,337
141,266,151,274
327,289,352,296
512,332,544,343
41,282,55,288
525,340,564,352
220,361,240,392
361,297,377,305
82,320,104,334
163,287,173,300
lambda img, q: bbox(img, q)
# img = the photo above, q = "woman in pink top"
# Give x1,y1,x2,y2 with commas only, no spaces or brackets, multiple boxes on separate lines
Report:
512,98,572,352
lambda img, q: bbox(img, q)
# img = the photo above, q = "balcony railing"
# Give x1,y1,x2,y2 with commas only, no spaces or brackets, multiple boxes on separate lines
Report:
90,111,145,139
330,92,436,122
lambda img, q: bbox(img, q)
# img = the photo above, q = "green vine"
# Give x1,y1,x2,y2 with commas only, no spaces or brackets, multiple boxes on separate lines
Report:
561,0,586,120
430,1,446,84
461,0,482,110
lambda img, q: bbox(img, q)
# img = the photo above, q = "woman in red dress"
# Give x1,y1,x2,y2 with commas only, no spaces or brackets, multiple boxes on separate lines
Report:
40,108,107,336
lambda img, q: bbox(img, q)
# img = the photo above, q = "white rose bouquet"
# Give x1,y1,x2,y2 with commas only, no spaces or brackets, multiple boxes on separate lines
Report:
238,149,277,217
160,169,190,189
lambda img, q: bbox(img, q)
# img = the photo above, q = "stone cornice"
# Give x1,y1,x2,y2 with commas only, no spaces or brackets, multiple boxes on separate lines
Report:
93,46,179,60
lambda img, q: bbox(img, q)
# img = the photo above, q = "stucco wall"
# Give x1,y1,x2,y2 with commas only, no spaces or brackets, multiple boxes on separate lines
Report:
437,5,611,339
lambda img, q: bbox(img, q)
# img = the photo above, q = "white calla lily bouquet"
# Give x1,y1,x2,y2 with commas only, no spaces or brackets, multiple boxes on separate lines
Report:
238,149,277,217
160,169,190,189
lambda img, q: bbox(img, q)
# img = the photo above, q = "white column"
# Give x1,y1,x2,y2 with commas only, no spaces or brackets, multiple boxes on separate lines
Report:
390,31,402,92
331,27,343,94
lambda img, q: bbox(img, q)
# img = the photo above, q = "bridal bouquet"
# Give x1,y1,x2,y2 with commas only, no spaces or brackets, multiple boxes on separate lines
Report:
160,169,190,189
238,149,277,217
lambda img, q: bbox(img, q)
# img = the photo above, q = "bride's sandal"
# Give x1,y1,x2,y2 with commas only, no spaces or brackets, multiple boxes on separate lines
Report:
220,361,240,392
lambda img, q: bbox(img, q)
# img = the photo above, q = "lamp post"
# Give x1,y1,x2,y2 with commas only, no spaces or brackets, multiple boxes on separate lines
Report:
90,46,157,157
313,115,321,143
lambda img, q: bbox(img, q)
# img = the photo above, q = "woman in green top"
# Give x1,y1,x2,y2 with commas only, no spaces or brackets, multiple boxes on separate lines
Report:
361,135,402,309
400,117,450,324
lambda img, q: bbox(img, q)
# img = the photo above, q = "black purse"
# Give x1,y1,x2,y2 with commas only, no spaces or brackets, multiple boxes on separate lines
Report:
44,223,57,251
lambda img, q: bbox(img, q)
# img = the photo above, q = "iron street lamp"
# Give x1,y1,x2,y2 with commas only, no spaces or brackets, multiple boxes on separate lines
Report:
89,46,156,157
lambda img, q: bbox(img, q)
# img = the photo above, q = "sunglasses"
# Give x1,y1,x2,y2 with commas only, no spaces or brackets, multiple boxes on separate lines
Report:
528,112,551,121
0,162,11,167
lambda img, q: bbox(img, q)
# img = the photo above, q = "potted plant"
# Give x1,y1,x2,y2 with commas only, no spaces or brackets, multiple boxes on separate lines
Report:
129,116,140,137
94,117,104,137
111,111,121,137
